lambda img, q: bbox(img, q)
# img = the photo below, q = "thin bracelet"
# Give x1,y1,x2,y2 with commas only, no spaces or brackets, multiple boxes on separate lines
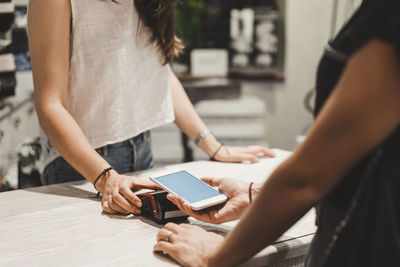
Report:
249,182,254,203
195,129,211,146
210,143,224,161
93,167,113,198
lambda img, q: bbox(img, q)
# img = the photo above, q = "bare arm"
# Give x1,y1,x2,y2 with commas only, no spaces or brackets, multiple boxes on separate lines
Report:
168,67,275,162
168,66,219,156
28,0,108,184
155,40,400,266
28,0,157,215
208,40,400,266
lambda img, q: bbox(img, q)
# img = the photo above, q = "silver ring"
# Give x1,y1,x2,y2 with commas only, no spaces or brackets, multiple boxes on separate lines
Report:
165,231,174,242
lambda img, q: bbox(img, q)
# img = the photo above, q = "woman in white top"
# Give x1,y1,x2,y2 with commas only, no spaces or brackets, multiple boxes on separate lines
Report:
27,0,274,215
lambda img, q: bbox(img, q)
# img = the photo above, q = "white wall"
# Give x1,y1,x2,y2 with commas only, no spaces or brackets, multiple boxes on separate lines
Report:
334,0,363,35
242,0,360,150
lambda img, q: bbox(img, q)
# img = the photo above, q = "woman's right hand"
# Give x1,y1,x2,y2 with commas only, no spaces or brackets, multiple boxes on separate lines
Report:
98,170,160,215
167,177,259,224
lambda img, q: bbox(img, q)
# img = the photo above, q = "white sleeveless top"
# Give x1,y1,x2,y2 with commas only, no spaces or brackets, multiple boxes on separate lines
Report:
41,0,174,168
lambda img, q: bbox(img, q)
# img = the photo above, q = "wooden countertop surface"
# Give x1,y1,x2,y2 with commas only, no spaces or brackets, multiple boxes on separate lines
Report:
0,149,316,267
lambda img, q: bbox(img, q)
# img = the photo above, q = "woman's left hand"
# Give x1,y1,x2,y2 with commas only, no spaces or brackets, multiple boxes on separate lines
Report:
213,145,275,163
154,223,223,267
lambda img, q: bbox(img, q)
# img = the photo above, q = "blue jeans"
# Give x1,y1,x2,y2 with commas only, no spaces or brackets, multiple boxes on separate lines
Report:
41,131,153,185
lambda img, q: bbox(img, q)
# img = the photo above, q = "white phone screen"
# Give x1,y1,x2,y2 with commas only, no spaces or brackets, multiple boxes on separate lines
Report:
152,171,222,204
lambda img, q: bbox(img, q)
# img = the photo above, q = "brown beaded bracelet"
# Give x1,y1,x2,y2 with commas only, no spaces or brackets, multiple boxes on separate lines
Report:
249,182,254,203
210,143,224,161
93,167,113,198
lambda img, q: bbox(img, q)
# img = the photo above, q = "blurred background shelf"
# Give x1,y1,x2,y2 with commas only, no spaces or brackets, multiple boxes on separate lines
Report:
12,0,28,7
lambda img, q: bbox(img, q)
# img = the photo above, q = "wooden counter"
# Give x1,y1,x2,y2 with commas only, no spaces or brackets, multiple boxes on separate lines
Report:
0,149,316,267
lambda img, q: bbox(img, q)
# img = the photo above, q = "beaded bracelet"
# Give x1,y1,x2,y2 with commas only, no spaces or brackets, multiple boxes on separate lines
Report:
93,167,113,198
210,143,224,161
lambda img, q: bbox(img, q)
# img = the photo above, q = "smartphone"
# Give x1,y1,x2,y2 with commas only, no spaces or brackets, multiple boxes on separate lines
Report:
149,170,227,210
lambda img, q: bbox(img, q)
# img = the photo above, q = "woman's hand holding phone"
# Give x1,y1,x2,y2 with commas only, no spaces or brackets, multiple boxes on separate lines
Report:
98,170,160,215
167,177,259,224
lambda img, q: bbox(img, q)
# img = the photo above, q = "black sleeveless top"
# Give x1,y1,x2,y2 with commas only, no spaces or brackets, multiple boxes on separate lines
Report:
306,0,400,266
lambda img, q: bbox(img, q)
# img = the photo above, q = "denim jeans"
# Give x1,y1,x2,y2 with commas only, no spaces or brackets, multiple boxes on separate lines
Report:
41,131,153,185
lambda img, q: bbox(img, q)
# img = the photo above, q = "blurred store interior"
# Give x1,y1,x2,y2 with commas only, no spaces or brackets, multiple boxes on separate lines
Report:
0,0,362,191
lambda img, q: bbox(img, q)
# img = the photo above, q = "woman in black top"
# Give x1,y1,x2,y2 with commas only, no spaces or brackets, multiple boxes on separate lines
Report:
154,0,400,266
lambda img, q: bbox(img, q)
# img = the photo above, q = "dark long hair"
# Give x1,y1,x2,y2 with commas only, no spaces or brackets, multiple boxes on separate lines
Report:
113,0,182,65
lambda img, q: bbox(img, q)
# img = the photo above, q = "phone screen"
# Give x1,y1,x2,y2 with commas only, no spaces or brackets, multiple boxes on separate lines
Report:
152,171,222,204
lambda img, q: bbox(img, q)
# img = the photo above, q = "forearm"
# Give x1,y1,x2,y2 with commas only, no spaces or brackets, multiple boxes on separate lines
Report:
208,40,400,266
208,159,317,266
168,66,220,156
37,103,110,183
29,0,106,183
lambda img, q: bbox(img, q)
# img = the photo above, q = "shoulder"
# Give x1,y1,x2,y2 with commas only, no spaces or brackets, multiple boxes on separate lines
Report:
28,0,71,17
351,39,399,65
28,0,71,32
347,39,400,107
346,0,400,60
28,0,72,54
